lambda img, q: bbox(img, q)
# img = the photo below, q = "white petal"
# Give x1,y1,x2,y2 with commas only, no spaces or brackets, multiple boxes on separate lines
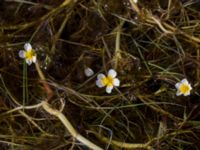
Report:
19,50,25,58
24,43,32,51
183,91,190,96
97,73,105,80
176,91,182,96
84,67,94,77
32,56,37,63
181,78,188,84
113,78,120,86
26,59,32,65
96,79,105,88
175,82,180,89
106,86,113,94
108,69,117,78
189,85,192,90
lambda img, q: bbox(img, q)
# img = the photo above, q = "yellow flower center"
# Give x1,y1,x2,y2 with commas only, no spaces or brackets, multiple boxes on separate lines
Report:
179,84,190,94
102,76,114,86
25,50,35,60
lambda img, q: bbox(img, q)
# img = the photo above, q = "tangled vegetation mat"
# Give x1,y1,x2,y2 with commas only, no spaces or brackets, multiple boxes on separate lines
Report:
0,0,200,149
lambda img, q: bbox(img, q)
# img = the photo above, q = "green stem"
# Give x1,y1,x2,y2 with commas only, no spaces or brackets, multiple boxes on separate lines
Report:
23,60,28,107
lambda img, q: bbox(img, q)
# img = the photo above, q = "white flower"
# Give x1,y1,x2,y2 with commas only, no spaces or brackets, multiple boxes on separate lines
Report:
175,78,192,96
96,69,120,94
84,67,94,77
19,43,37,65
133,0,138,3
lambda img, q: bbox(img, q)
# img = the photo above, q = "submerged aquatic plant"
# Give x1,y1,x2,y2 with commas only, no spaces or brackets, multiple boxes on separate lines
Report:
96,69,120,93
19,43,37,65
175,79,192,96
1,1,200,149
